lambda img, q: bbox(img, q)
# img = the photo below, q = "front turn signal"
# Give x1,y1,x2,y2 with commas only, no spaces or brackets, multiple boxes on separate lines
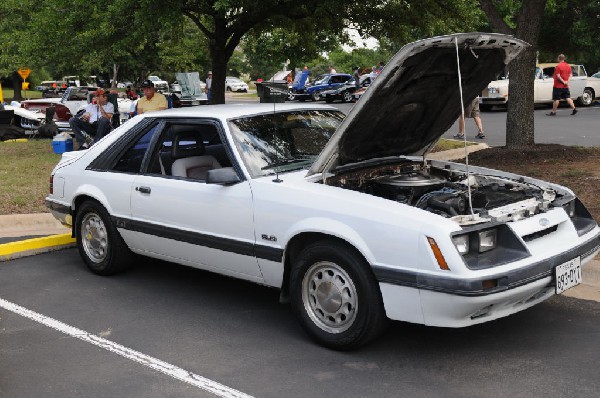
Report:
427,237,450,271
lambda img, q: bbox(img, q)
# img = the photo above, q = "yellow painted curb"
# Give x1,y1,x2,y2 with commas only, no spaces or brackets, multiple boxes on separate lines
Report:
0,233,76,261
0,138,29,143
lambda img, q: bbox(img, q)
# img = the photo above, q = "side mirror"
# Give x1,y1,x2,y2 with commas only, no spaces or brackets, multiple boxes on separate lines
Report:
206,167,241,185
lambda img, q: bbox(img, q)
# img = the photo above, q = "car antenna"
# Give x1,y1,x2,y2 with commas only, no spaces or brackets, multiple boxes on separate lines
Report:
454,36,476,220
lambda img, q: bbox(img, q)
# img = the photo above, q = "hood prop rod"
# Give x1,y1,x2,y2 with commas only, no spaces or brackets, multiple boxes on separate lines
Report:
454,37,476,220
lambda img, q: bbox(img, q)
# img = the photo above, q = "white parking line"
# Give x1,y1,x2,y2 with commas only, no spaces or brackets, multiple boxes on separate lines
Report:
0,297,254,398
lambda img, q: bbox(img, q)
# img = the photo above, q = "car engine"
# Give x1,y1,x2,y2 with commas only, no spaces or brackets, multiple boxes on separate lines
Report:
326,162,557,225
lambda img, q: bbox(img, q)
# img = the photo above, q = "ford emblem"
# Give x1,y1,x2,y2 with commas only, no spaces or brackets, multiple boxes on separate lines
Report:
539,218,550,226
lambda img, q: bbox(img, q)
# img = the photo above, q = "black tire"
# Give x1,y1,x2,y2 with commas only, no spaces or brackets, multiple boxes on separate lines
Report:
479,104,493,111
75,200,133,275
290,239,387,350
325,98,333,103
226,86,232,92
311,92,320,102
342,91,353,103
287,92,296,101
577,88,594,107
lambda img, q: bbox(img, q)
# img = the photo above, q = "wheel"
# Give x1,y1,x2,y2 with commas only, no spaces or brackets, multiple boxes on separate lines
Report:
311,92,320,102
75,200,133,275
577,88,594,107
479,104,493,111
342,91,353,103
287,92,296,101
290,240,387,350
226,86,232,92
242,89,248,93
325,98,333,103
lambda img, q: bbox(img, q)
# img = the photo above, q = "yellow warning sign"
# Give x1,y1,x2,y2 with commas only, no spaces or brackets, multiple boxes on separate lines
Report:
17,68,31,80
0,82,3,103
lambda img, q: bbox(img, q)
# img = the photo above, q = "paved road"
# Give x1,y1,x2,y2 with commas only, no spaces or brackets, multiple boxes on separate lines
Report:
1,249,600,397
330,102,600,148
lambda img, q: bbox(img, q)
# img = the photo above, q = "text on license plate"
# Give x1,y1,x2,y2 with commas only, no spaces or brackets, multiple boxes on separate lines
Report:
555,257,582,294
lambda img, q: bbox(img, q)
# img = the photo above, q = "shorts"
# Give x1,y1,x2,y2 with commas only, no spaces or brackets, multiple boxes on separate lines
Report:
464,99,480,118
552,87,571,101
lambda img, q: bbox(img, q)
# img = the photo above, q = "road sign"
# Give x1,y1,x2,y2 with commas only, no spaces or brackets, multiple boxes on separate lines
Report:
17,68,31,80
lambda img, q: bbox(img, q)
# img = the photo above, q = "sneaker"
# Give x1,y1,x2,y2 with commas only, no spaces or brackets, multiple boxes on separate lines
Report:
476,132,486,139
453,134,465,139
571,109,578,115
546,112,556,116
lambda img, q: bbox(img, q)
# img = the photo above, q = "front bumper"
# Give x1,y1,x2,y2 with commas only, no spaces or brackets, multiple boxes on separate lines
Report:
376,231,600,327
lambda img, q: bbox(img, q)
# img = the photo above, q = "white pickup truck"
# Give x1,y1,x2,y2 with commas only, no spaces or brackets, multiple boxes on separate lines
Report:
481,63,590,110
148,75,169,93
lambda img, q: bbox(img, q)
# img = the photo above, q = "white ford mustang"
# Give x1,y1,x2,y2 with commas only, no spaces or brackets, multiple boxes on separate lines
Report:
46,33,600,349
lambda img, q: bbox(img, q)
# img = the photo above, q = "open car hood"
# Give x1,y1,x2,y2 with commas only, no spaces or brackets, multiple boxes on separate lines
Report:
308,33,528,177
175,72,204,98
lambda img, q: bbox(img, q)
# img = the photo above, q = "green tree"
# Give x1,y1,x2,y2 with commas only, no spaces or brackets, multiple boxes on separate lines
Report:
480,0,549,148
0,0,40,100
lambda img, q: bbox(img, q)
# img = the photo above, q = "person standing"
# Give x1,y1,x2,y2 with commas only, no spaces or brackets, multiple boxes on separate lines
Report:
328,65,337,74
352,66,360,89
205,71,212,103
454,97,485,139
547,54,577,116
69,88,114,149
137,80,167,114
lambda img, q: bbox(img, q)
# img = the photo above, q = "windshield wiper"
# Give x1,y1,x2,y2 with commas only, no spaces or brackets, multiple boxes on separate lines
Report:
261,157,314,171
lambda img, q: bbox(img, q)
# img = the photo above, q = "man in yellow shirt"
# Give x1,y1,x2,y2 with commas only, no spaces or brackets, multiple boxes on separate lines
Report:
137,79,168,114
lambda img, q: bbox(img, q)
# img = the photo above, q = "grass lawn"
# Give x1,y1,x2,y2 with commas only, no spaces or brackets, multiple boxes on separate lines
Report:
1,88,43,102
0,139,60,214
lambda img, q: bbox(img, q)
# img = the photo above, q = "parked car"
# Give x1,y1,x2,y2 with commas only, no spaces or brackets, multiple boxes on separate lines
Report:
481,63,589,110
225,77,249,92
148,75,169,93
320,75,373,103
45,33,600,349
21,86,132,130
291,73,352,101
584,71,600,104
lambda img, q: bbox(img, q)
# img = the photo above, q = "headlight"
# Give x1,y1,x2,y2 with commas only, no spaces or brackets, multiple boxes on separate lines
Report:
478,229,497,253
452,228,497,255
563,200,576,218
453,234,470,254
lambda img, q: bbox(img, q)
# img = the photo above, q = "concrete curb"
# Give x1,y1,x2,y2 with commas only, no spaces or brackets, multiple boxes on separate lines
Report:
428,142,490,161
0,213,70,238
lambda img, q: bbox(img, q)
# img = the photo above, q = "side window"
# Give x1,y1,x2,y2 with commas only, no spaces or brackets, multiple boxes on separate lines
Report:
145,122,232,179
111,125,158,173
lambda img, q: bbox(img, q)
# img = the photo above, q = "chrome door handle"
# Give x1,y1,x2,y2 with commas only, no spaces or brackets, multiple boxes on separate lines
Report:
136,186,151,194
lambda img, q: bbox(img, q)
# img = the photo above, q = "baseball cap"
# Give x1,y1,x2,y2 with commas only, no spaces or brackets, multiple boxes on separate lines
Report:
140,79,154,88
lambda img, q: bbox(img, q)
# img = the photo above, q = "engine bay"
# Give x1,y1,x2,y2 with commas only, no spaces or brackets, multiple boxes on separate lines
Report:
325,161,557,225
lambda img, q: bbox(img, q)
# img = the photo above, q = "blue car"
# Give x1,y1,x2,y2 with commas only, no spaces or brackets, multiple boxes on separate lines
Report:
290,72,352,101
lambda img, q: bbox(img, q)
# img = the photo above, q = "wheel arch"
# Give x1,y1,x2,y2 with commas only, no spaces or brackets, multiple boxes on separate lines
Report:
71,193,111,236
279,231,376,304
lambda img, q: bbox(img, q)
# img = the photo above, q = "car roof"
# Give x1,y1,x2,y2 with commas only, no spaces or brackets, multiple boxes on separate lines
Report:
138,103,338,120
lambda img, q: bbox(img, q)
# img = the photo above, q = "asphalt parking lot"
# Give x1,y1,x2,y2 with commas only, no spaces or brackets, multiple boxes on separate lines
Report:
1,248,600,398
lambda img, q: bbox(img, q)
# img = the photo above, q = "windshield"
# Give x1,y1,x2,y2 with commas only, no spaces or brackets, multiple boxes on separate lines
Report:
229,110,344,178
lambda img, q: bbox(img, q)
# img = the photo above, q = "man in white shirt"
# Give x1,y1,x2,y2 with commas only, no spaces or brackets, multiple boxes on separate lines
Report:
69,88,114,149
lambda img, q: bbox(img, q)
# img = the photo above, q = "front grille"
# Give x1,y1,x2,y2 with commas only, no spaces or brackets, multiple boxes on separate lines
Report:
522,225,558,242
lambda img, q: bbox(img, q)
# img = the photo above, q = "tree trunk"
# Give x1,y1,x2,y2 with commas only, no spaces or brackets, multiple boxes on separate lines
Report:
208,18,229,105
505,0,547,148
112,63,119,89
11,71,23,101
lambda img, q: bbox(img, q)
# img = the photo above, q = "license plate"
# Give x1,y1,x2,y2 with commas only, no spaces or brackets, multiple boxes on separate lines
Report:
555,257,582,294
